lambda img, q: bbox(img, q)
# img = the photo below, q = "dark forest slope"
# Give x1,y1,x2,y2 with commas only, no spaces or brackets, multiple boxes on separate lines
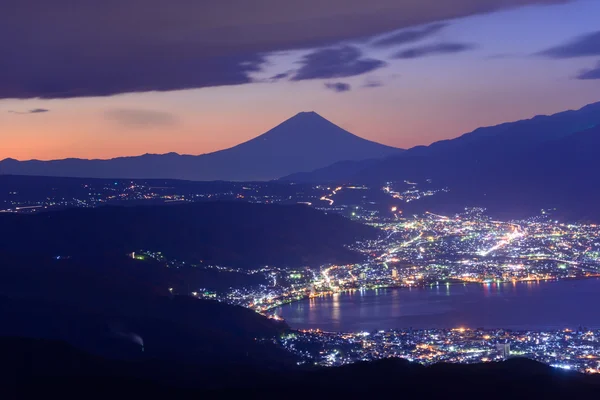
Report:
4,338,600,399
0,202,377,268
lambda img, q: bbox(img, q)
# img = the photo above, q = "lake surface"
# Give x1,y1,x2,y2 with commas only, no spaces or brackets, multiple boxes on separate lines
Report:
275,279,600,332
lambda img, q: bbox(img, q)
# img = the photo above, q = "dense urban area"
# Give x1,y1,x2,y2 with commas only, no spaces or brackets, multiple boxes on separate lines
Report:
141,202,600,314
274,328,600,373
4,177,600,373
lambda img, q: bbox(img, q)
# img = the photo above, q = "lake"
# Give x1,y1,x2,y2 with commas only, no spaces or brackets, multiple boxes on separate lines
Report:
275,279,600,332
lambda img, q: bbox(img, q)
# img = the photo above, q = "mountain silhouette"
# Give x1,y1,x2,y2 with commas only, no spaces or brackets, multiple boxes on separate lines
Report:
0,112,402,181
284,101,600,184
283,101,600,220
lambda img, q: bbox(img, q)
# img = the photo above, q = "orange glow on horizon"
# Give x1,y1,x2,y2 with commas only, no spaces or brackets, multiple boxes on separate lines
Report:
2,80,599,161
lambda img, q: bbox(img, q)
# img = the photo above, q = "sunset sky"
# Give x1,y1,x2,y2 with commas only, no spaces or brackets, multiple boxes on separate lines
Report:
1,0,599,161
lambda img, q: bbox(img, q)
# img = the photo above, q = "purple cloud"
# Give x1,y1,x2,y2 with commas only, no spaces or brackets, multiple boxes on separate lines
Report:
540,31,600,58
363,79,384,88
324,82,352,92
8,108,49,114
392,43,476,59
292,46,386,81
577,62,600,80
371,23,448,47
270,72,291,81
104,109,178,128
0,0,570,99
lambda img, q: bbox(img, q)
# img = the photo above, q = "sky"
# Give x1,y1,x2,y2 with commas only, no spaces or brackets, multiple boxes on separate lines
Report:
1,0,599,161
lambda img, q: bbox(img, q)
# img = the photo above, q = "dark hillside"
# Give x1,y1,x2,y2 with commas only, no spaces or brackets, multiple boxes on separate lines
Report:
0,202,377,268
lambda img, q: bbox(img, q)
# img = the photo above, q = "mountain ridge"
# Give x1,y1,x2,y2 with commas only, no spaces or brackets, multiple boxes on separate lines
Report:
283,100,600,183
0,112,402,181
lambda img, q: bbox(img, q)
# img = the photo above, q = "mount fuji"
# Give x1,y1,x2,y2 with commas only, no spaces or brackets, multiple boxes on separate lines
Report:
0,112,402,181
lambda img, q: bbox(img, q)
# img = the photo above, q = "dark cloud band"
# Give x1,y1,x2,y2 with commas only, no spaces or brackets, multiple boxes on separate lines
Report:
578,62,600,80
8,108,50,114
0,0,569,99
324,82,352,92
541,31,600,58
292,46,386,81
392,43,476,59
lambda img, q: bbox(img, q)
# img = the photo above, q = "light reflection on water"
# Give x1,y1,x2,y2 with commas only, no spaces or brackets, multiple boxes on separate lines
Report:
275,279,600,332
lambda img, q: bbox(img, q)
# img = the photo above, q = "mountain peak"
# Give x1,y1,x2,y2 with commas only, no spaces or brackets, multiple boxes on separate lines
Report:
290,111,325,121
0,111,402,181
254,111,336,139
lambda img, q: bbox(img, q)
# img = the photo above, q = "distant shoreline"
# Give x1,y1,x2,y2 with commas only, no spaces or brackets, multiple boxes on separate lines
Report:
269,275,600,311
275,276,600,333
